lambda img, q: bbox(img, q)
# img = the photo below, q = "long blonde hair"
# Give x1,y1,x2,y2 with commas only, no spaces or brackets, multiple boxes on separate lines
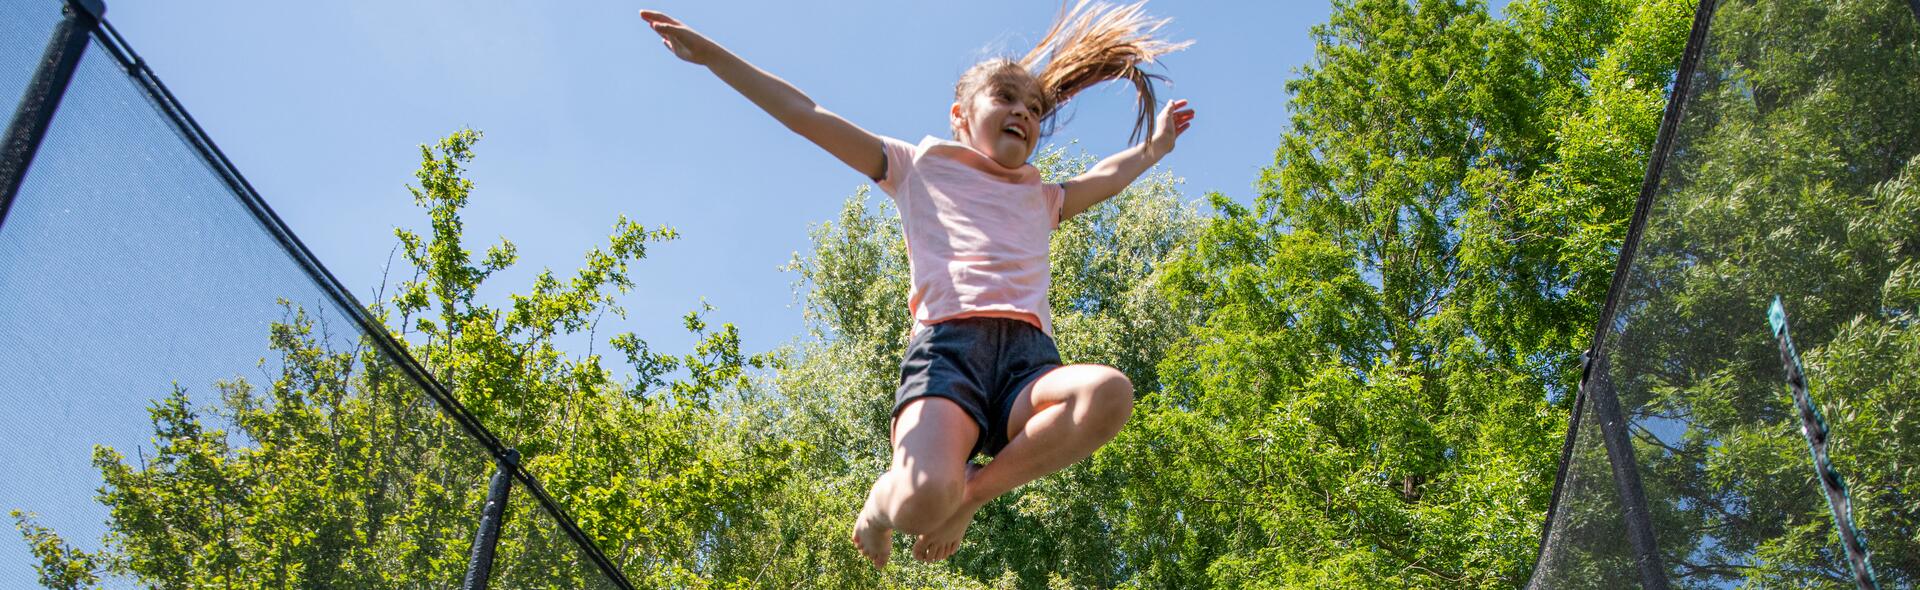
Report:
954,1,1190,144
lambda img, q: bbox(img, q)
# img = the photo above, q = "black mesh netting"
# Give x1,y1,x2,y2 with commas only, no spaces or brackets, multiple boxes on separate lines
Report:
0,6,624,587
1529,0,1920,588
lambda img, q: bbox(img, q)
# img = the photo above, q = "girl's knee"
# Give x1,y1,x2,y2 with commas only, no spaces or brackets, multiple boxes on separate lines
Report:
1092,366,1133,398
1080,366,1134,427
891,470,964,532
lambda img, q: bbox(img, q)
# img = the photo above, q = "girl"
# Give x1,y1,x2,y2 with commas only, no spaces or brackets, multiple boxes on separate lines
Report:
640,1,1191,568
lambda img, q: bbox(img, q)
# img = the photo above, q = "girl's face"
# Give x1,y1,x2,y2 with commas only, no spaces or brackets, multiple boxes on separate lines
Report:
952,72,1043,169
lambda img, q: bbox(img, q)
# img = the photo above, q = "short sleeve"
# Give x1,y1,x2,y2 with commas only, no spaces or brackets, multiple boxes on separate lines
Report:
873,135,918,197
1044,182,1067,229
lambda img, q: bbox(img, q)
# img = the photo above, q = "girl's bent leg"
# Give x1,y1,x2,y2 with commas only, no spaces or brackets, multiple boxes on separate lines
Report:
882,396,978,532
852,396,978,568
978,363,1134,503
910,364,1134,561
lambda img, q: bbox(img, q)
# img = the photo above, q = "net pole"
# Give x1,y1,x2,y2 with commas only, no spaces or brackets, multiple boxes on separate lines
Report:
0,0,104,232
462,448,520,590
1588,367,1670,590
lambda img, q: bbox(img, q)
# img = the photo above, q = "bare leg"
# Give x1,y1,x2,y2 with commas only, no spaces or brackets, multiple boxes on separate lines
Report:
852,396,977,568
911,364,1134,561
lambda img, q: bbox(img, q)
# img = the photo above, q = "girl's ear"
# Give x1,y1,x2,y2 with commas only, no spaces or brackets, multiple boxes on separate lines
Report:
950,101,967,138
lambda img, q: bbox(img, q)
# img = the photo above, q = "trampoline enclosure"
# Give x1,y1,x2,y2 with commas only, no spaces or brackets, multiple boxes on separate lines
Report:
1527,0,1920,588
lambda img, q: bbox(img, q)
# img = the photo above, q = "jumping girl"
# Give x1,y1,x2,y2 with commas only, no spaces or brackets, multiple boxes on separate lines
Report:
640,1,1192,568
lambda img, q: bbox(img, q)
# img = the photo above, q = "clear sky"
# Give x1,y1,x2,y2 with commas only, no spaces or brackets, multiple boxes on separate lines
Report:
16,0,1568,582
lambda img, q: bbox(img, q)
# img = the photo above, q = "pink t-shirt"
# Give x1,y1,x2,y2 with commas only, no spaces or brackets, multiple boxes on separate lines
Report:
874,135,1066,336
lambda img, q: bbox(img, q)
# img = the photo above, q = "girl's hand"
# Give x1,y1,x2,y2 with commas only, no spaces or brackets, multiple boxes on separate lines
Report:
1149,99,1195,156
640,10,721,65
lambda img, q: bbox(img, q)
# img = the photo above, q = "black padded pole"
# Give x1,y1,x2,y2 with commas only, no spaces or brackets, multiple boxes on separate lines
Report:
0,0,104,232
1587,366,1670,590
462,448,520,590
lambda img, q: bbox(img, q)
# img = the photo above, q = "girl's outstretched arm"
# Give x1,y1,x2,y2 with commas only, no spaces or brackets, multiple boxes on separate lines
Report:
1061,99,1194,220
640,10,884,180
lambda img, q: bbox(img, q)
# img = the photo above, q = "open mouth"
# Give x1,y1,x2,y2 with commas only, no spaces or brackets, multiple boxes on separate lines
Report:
1002,124,1028,143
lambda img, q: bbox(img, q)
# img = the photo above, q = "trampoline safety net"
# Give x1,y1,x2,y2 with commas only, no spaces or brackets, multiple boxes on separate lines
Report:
0,1,629,588
3,0,1919,589
1527,0,1920,588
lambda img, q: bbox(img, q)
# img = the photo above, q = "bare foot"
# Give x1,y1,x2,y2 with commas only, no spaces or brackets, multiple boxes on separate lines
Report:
851,487,893,568
911,463,984,562
910,502,980,562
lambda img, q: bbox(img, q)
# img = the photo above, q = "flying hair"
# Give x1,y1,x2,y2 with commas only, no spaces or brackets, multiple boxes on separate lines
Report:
955,0,1190,145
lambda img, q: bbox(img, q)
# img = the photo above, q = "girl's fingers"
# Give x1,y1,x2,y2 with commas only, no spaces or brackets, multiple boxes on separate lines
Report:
638,10,682,26
642,19,695,53
639,11,695,43
648,21,688,36
1161,100,1195,123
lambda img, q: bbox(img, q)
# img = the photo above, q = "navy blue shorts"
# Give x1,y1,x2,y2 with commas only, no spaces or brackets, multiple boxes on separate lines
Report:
894,317,1062,458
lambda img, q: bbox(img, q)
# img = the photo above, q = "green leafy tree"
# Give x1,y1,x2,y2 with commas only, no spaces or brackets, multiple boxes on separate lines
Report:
10,513,102,590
